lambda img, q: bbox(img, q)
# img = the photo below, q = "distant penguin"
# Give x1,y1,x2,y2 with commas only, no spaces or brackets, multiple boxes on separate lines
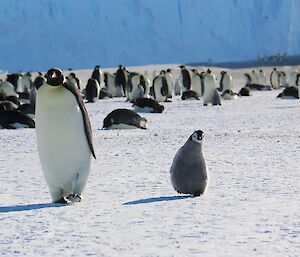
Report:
244,73,252,86
67,72,81,90
6,73,20,92
0,80,18,98
258,69,267,85
270,68,280,89
115,65,127,96
0,110,35,129
17,72,32,96
85,78,100,103
170,130,208,197
126,73,148,102
238,86,252,96
179,65,191,92
99,87,113,99
151,71,169,102
221,89,239,100
174,78,182,96
33,73,46,90
104,72,123,97
165,69,173,98
36,68,96,203
181,90,199,100
279,71,288,87
203,69,221,106
102,108,147,129
91,65,102,85
287,71,299,88
277,86,299,99
190,69,203,97
132,98,164,113
249,70,258,84
219,71,233,93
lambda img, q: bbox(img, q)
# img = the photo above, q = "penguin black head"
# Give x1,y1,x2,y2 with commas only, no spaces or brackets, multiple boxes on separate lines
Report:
221,70,226,74
118,64,123,69
45,68,65,87
189,130,204,144
94,65,100,70
160,70,166,75
69,72,76,78
207,69,211,73
166,69,172,73
179,65,185,69
273,68,277,71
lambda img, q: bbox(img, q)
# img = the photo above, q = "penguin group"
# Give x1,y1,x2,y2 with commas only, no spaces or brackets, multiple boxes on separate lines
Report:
2,63,299,204
0,71,38,128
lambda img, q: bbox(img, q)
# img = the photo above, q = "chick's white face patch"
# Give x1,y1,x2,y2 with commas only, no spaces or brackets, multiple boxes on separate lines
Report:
191,131,203,144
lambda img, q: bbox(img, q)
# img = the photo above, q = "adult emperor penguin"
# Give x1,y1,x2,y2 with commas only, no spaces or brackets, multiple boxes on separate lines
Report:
170,130,208,197
190,69,202,97
85,78,100,103
258,69,267,85
126,73,149,102
35,68,96,204
165,69,173,98
219,71,233,93
270,68,280,89
102,108,147,129
203,69,221,106
115,65,127,96
287,70,299,88
249,70,258,84
179,65,191,92
91,65,102,85
151,71,168,102
132,98,164,113
0,80,18,98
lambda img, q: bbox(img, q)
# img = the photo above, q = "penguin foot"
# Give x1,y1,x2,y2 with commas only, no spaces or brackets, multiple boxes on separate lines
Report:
67,194,82,203
203,103,208,106
54,197,68,204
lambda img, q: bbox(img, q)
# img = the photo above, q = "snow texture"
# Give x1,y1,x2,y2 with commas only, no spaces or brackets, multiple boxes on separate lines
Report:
0,64,299,256
0,0,300,72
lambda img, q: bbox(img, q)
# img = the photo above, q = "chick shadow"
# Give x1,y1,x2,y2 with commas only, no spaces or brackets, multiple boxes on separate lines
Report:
123,195,192,206
0,203,67,213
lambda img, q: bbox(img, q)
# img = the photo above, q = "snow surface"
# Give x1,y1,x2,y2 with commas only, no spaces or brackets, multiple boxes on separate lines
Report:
0,64,300,256
0,0,300,72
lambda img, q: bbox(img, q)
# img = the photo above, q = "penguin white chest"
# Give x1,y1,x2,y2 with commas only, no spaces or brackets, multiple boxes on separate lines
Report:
203,77,216,104
35,85,91,189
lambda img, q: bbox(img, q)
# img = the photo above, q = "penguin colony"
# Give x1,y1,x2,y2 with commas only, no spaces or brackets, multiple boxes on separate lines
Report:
1,65,299,203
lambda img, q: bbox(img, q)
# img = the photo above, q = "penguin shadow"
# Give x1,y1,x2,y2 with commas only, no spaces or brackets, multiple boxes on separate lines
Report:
0,203,67,213
122,195,192,205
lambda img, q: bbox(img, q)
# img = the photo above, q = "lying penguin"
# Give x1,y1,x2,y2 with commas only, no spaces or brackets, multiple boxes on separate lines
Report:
102,109,147,129
0,110,35,129
277,86,299,99
132,98,164,113
181,90,199,100
221,89,239,100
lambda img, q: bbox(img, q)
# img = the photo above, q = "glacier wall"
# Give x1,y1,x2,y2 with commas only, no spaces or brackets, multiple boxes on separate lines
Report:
0,0,299,72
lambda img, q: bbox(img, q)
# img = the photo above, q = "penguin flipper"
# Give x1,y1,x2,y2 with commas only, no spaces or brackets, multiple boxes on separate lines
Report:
63,82,96,159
